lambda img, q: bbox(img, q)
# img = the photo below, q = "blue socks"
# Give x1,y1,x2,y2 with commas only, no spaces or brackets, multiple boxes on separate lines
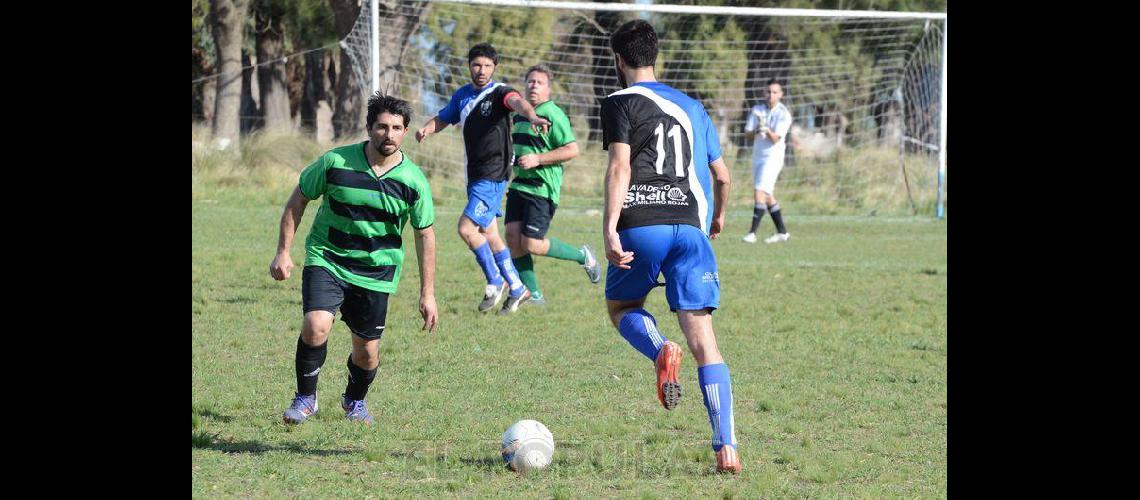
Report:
472,242,503,286
494,248,526,297
617,308,666,362
698,363,737,452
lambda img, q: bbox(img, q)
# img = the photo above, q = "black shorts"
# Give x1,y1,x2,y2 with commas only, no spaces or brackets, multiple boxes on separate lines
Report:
505,189,557,239
302,266,389,340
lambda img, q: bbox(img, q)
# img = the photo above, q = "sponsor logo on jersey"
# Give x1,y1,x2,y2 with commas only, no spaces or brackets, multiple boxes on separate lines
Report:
702,271,719,283
624,184,690,208
480,100,493,117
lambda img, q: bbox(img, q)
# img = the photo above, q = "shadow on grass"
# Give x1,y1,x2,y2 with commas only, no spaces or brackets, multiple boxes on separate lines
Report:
193,407,234,423
458,455,506,471
192,433,352,457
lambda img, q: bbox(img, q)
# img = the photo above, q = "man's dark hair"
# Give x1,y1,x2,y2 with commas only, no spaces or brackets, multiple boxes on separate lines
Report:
525,64,554,83
766,78,782,87
610,20,658,69
468,43,499,65
367,92,414,128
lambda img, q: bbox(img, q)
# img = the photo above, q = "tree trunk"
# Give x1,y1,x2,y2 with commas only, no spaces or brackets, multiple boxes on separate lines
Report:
240,50,262,134
300,51,337,144
192,46,216,124
256,5,291,133
373,0,428,95
331,0,365,139
286,53,304,129
329,0,428,140
209,0,250,149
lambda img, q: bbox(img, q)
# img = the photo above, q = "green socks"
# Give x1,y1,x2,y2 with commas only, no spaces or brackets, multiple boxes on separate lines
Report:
512,254,540,294
547,237,585,264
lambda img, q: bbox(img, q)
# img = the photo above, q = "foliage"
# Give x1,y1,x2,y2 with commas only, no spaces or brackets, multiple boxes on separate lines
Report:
424,3,559,89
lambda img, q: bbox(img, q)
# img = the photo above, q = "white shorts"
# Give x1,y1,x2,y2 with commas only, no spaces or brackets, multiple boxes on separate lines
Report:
752,153,785,194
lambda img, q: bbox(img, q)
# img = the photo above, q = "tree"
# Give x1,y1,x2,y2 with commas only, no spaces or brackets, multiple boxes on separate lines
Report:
330,0,429,140
254,0,291,132
192,0,217,125
210,0,251,148
283,0,337,138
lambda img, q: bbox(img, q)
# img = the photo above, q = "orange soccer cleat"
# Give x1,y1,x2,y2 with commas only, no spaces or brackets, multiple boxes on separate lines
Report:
655,341,683,410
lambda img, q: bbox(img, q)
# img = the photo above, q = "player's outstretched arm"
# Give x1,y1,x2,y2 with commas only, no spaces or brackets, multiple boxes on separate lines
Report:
507,93,551,134
416,116,449,143
708,157,730,240
414,226,438,333
270,186,311,281
517,142,579,169
603,143,635,269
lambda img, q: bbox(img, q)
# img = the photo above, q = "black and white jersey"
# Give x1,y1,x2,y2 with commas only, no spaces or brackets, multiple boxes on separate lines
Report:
438,81,522,184
601,82,723,233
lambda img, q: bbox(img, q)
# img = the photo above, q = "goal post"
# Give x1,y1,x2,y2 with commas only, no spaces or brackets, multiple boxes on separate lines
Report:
342,0,946,217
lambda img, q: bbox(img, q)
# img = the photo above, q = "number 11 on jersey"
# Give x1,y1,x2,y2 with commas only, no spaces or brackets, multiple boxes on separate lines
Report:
653,122,685,177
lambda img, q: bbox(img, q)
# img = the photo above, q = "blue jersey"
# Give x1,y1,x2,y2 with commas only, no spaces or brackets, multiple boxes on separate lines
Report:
438,81,521,183
601,82,723,234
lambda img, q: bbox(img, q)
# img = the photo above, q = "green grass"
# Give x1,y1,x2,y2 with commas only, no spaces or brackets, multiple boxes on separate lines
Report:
192,181,946,497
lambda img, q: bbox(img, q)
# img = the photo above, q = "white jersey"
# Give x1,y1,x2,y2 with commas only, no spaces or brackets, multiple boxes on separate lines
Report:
745,102,793,162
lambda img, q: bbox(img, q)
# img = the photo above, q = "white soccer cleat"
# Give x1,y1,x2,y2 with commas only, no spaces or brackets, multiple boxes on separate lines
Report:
741,233,757,243
479,282,509,313
764,232,790,244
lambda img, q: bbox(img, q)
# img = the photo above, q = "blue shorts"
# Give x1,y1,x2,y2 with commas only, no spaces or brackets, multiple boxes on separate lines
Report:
463,179,508,228
604,224,720,312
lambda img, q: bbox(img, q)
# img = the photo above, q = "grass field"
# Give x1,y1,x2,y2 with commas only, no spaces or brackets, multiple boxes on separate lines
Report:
192,184,946,497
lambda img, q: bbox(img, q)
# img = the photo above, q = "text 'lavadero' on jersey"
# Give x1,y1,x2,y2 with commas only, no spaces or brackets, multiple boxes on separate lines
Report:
297,142,435,294
510,100,577,206
601,81,723,234
438,81,522,185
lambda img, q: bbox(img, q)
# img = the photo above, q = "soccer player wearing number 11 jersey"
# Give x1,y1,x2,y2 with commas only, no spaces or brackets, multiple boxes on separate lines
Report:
600,20,741,473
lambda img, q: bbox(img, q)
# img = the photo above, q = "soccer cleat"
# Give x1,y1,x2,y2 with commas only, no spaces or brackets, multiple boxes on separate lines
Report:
528,290,547,306
497,287,532,315
763,232,790,244
341,395,373,425
479,282,509,312
581,244,601,284
655,341,683,410
716,445,743,474
282,392,318,425
741,233,757,243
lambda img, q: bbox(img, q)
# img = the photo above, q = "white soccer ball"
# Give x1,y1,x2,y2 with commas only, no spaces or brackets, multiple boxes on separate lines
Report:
500,419,554,472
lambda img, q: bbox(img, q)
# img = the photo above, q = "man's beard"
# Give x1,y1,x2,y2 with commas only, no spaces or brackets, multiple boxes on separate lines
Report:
615,61,627,88
374,141,398,157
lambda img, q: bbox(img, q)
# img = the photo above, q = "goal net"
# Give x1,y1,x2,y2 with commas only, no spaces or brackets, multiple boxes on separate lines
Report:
341,0,946,217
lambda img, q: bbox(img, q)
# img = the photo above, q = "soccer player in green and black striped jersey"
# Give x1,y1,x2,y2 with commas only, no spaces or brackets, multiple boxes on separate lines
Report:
505,65,602,306
269,93,437,426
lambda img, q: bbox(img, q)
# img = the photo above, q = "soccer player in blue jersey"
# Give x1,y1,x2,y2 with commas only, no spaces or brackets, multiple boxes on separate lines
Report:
600,20,741,473
415,43,552,314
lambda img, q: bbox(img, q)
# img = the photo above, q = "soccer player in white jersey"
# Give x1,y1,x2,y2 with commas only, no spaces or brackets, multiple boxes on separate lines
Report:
742,79,793,244
600,19,741,474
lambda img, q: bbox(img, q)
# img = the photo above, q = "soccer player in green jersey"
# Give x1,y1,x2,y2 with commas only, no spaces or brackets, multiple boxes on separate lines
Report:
269,93,438,426
505,65,601,306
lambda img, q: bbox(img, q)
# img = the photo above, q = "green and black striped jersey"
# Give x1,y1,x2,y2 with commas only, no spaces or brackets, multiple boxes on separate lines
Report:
509,100,576,205
298,142,434,293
